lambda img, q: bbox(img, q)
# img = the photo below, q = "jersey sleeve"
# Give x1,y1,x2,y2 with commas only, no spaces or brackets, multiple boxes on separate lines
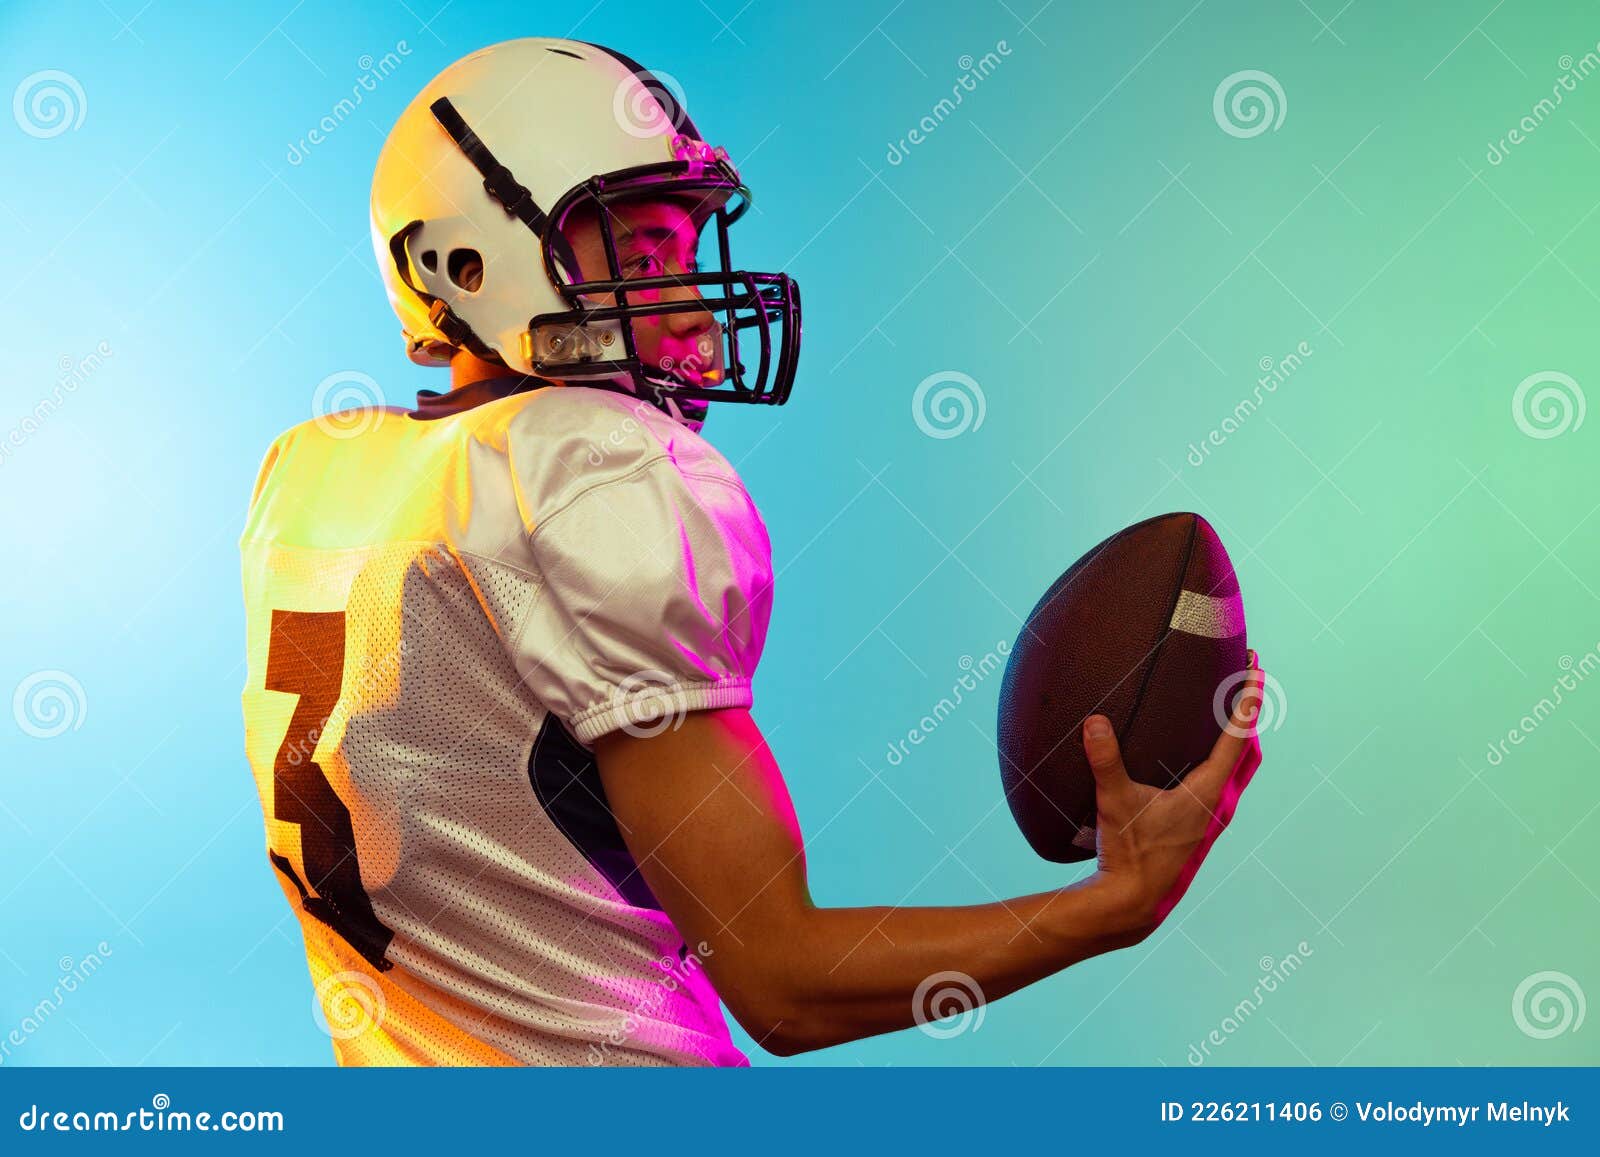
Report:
510,454,774,746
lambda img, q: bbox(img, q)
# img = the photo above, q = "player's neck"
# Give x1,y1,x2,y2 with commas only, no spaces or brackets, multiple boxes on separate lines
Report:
449,349,529,393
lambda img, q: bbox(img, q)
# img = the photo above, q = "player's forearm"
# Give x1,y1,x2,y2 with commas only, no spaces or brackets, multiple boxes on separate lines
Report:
734,875,1144,1055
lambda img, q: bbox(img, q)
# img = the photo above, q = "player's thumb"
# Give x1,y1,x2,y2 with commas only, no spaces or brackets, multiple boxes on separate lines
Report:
1083,715,1131,794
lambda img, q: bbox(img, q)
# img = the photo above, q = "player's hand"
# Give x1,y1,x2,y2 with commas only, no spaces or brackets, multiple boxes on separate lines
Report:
1084,653,1264,939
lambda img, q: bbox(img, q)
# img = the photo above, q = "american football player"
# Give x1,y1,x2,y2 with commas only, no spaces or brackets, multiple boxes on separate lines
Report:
239,37,1263,1065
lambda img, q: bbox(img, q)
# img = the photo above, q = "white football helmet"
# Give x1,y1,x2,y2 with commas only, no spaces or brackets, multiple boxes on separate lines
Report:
370,37,801,416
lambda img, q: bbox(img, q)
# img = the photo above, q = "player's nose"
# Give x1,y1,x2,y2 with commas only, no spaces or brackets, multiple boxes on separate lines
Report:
661,280,714,339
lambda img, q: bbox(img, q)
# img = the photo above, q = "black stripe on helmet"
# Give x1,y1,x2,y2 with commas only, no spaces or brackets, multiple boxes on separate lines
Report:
577,41,702,139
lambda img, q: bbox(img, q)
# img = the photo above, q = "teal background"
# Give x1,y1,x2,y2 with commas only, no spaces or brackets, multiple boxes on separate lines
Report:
1,0,1596,1067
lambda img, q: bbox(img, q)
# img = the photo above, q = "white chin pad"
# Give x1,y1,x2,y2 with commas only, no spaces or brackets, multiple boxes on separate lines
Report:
526,320,727,387
523,319,624,367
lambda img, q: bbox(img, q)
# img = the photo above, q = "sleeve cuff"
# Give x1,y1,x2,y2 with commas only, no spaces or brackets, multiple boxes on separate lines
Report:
569,677,754,745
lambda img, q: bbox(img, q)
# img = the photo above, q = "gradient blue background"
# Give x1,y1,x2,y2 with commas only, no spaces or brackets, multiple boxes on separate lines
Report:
2,0,1596,1067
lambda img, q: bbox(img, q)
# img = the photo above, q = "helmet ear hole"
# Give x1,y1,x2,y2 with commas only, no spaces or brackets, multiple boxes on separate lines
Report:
419,249,438,273
447,248,484,292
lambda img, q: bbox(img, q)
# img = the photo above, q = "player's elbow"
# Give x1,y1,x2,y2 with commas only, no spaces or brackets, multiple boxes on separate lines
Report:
720,977,836,1057
730,1002,830,1058
760,1028,822,1058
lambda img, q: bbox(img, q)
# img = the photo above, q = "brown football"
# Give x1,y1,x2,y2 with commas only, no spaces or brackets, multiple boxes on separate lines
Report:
997,512,1248,863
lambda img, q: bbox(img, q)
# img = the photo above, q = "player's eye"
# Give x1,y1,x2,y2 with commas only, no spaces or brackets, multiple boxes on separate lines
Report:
626,253,663,277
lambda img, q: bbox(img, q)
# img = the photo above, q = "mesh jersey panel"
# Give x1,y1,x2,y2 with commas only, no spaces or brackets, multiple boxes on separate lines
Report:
239,384,768,1067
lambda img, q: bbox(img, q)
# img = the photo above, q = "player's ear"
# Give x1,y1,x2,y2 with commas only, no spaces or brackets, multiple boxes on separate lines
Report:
447,249,484,293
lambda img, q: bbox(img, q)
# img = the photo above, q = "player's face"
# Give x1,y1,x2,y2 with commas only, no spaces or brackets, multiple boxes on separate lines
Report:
561,198,717,385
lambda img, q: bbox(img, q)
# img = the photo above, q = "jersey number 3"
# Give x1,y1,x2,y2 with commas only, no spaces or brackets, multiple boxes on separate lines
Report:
265,609,395,971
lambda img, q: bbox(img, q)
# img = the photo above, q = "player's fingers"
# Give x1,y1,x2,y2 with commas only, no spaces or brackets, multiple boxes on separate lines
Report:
1218,747,1254,816
1208,731,1263,836
1083,715,1134,800
1184,660,1264,805
1234,733,1263,789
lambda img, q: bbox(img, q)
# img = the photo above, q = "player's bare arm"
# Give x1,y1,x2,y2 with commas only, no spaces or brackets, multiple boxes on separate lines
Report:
594,663,1264,1056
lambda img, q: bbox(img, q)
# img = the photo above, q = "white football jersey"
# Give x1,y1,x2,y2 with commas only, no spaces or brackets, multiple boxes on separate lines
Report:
238,379,772,1066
